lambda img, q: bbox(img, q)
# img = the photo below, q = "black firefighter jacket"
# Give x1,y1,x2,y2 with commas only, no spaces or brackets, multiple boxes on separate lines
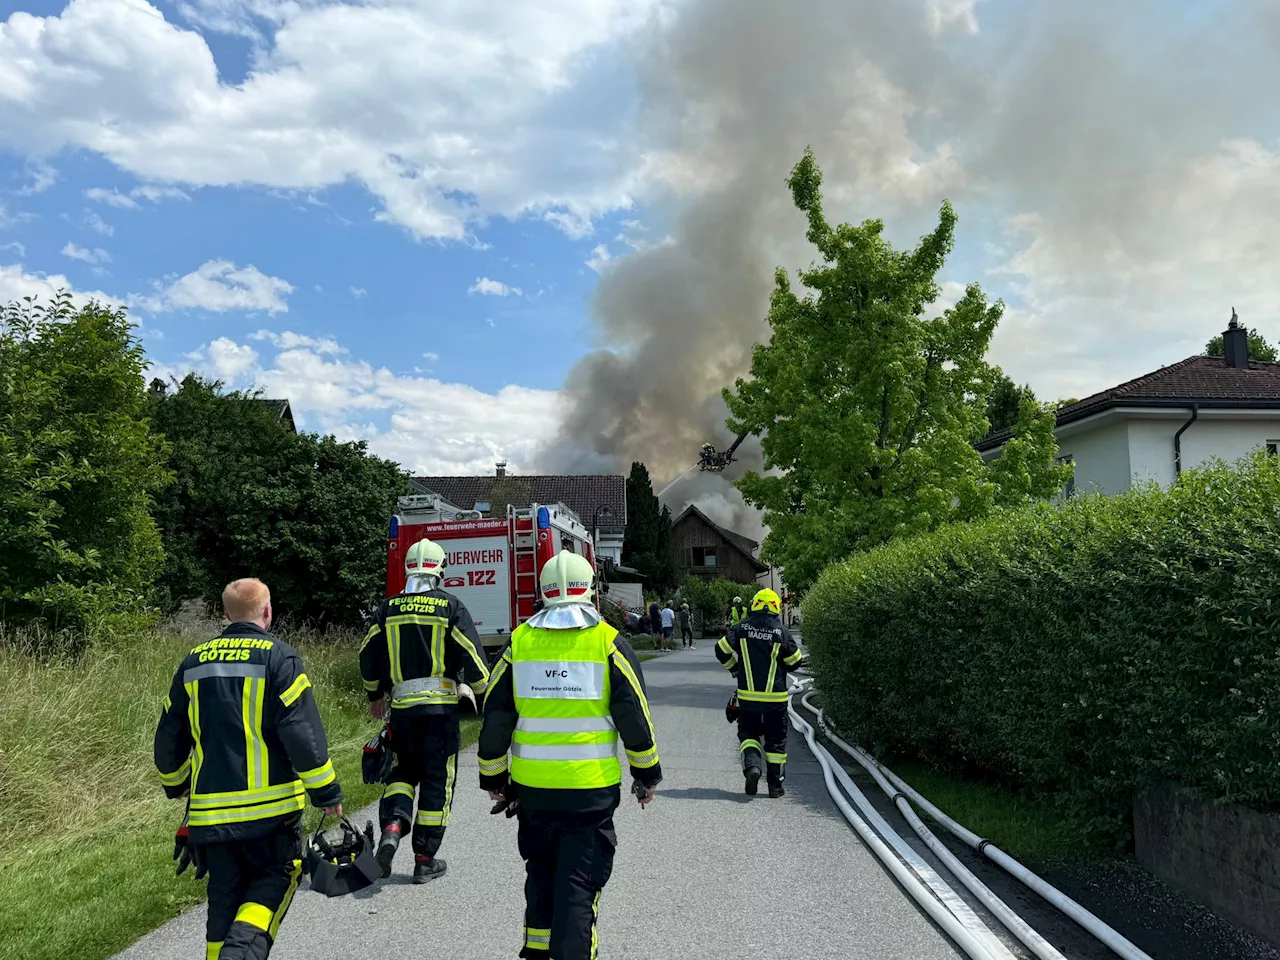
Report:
154,622,343,843
716,611,803,712
360,589,491,715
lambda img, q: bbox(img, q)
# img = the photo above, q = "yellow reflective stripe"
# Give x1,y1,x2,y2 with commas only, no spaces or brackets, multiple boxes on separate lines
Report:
363,678,381,692
783,648,803,666
269,860,303,939
483,655,511,707
740,739,762,752
416,810,446,826
391,693,459,708
279,673,311,707
242,675,266,791
766,752,788,763
298,759,335,789
452,625,491,686
738,689,790,702
384,614,451,685
234,902,273,932
609,646,658,749
383,781,415,800
190,780,304,807
163,694,172,711
186,681,204,793
716,637,733,655
723,653,739,671
360,623,381,653
206,941,222,960
188,794,305,827
764,642,780,697
478,755,509,775
590,888,601,959
740,636,755,692
158,756,191,787
626,746,659,769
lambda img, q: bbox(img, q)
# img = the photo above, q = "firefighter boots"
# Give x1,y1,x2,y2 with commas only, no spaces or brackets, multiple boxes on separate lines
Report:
744,766,761,796
376,822,402,878
413,855,447,884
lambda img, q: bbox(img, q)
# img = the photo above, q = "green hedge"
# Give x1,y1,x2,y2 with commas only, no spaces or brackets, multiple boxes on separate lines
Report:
802,453,1280,847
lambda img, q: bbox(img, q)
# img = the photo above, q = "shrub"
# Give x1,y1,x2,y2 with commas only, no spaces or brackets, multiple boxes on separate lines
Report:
802,453,1280,847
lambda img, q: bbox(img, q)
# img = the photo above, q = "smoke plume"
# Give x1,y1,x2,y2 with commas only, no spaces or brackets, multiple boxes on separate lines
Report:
538,0,1280,542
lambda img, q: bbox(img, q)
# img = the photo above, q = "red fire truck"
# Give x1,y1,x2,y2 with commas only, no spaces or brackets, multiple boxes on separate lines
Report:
385,494,597,652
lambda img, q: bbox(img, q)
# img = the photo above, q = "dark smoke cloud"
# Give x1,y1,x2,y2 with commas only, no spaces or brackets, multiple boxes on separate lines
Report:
538,0,1280,540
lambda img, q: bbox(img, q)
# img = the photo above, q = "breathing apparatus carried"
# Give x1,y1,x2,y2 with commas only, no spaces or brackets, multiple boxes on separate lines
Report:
305,817,381,897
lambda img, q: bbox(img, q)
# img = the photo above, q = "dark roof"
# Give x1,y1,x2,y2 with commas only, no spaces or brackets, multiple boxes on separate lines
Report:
411,475,626,526
253,398,295,431
672,504,769,574
977,355,1280,452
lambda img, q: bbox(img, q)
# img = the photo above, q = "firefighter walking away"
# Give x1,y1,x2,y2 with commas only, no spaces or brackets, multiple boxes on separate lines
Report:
360,537,491,882
716,588,803,798
478,550,662,960
154,578,344,960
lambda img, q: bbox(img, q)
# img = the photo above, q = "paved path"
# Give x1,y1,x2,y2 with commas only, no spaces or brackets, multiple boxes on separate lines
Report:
117,644,960,959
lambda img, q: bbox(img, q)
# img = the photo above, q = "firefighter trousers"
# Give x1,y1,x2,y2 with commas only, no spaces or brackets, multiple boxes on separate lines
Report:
516,806,618,960
203,817,304,960
738,709,789,788
380,711,460,857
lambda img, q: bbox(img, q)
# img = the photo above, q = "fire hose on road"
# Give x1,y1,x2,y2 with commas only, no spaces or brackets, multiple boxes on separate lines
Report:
790,678,1157,960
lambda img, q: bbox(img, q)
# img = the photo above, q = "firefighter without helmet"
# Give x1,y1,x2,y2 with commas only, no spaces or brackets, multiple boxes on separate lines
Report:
539,549,595,606
405,537,446,580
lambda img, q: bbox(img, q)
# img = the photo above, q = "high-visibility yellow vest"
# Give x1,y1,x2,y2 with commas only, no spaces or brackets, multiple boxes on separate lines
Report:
509,620,620,790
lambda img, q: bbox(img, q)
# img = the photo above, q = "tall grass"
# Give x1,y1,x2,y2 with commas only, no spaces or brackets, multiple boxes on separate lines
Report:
0,620,475,960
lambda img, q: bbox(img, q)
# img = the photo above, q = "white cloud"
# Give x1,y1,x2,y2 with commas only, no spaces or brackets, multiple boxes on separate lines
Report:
1,241,25,258
61,241,111,265
249,328,344,355
0,0,657,240
85,187,138,209
423,351,439,362
86,184,190,207
0,263,122,309
925,0,979,36
84,210,114,235
468,277,521,297
585,243,613,274
18,159,57,195
349,286,367,299
180,330,563,472
134,259,293,314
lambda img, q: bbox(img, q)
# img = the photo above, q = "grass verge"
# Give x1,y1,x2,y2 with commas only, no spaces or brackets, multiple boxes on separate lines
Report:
0,622,476,960
884,758,1105,863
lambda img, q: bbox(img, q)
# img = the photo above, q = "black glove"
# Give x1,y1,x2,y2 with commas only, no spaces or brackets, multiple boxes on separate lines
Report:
489,781,520,818
725,693,740,724
173,818,207,880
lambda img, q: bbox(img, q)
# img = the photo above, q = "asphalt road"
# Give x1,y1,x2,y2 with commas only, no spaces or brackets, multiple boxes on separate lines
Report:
116,643,961,959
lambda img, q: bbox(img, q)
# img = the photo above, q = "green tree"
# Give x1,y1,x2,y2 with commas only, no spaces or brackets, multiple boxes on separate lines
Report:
0,294,170,636
621,462,675,591
149,375,410,625
724,150,1069,593
986,369,1034,433
1205,327,1278,363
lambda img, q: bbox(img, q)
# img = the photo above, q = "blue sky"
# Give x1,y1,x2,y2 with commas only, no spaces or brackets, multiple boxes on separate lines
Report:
2,0,1279,483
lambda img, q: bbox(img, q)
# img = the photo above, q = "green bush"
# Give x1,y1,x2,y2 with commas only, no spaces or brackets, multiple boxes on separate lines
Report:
0,295,170,641
803,453,1280,847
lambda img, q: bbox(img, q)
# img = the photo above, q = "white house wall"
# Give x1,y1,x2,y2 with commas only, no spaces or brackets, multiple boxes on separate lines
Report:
1175,417,1280,477
1057,420,1132,495
1127,419,1180,488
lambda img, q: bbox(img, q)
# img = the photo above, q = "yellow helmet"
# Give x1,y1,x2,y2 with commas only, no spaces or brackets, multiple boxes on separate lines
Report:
750,588,781,614
539,550,595,606
405,538,446,579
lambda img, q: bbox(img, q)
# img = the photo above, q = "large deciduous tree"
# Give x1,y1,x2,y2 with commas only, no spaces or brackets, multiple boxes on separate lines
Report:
0,295,170,637
149,375,409,625
724,150,1070,593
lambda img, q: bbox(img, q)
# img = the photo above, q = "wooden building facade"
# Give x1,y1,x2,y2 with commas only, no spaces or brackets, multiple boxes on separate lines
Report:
671,505,770,584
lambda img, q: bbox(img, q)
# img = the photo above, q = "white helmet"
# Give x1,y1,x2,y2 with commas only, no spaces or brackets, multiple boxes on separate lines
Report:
733,596,742,604
539,550,595,606
405,538,446,580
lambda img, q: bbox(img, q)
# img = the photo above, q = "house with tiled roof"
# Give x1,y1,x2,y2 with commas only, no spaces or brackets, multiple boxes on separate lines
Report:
410,465,627,563
978,318,1280,495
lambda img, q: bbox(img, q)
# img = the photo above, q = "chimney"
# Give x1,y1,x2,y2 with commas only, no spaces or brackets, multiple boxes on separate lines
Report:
496,460,507,478
1223,307,1249,369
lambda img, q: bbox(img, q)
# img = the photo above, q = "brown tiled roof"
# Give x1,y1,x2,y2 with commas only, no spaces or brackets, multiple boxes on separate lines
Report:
672,505,769,574
410,475,626,526
977,355,1280,452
